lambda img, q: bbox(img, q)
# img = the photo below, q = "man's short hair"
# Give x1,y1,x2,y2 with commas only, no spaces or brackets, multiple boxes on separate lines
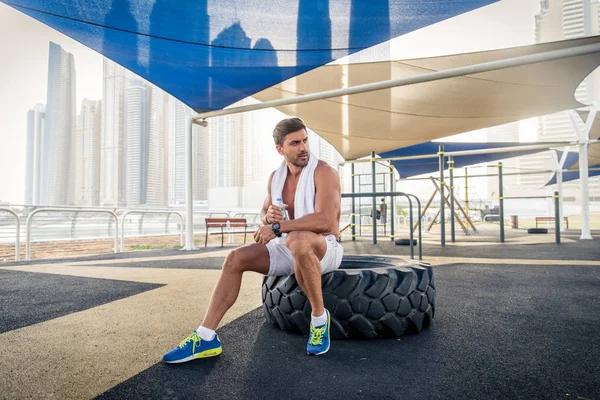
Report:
273,117,307,146
381,198,385,201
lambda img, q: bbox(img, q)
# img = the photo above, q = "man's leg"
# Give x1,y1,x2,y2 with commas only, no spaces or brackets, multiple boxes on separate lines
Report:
163,243,270,364
286,231,332,355
285,232,327,317
202,243,270,330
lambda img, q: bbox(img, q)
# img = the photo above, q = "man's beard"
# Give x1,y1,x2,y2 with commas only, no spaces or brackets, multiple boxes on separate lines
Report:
286,152,309,167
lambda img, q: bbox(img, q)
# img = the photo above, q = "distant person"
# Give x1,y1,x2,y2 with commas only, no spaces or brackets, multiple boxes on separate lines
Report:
379,198,388,225
163,117,343,363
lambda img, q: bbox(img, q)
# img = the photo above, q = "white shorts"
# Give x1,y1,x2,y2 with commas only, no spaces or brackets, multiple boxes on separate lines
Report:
266,234,344,276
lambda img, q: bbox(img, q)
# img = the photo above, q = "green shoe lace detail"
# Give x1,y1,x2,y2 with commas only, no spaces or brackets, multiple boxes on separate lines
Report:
309,326,326,346
178,332,200,349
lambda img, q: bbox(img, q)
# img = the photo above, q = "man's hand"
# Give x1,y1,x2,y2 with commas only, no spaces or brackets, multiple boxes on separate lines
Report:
265,204,287,224
254,225,276,244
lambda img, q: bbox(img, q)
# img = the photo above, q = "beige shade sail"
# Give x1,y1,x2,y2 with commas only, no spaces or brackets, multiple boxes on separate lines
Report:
577,110,600,140
564,142,600,170
253,36,600,161
572,111,600,169
589,143,600,167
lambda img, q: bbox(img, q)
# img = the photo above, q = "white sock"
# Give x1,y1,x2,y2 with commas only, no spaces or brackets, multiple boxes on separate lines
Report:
311,310,328,327
197,325,216,341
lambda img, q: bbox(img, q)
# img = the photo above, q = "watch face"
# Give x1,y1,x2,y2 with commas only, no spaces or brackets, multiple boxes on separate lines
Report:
272,222,280,229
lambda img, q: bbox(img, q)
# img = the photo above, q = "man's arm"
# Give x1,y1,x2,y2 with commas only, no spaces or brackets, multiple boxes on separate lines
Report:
260,171,276,225
279,165,340,234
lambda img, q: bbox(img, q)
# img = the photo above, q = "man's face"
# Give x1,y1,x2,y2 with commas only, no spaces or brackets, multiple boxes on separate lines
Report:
277,129,310,167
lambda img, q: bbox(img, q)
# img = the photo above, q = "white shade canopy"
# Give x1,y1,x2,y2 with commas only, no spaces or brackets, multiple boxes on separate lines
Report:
573,111,600,169
254,36,600,160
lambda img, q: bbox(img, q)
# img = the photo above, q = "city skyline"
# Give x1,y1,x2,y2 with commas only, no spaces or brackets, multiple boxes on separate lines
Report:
3,0,585,208
23,41,339,209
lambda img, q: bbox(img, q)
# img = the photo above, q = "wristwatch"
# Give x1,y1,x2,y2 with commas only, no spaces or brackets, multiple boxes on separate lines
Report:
271,222,282,237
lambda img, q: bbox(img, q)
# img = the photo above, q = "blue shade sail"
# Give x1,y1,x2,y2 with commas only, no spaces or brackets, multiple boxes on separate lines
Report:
2,0,497,111
546,149,600,185
555,150,580,170
380,142,550,178
546,165,600,186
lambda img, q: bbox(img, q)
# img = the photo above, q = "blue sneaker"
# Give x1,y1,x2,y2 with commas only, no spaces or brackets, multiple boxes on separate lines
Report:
307,309,331,356
163,331,222,364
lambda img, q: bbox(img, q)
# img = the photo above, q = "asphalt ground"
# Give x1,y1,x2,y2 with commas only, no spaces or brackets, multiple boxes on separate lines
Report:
1,233,599,399
0,269,163,333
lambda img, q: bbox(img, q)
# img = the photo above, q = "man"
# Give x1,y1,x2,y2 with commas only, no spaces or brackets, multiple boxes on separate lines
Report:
163,117,343,363
379,198,388,225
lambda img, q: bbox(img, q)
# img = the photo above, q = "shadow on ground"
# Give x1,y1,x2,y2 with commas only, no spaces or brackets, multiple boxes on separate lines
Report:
0,269,163,334
98,263,600,400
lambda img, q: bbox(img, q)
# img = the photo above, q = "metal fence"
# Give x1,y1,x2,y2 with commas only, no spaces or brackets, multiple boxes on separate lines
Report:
0,205,262,262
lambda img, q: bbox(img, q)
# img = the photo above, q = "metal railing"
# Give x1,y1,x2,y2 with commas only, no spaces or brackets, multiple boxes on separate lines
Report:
0,208,20,261
120,210,184,252
342,191,423,260
26,208,119,261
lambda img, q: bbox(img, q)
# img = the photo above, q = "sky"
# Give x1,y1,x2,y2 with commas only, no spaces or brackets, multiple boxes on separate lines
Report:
0,0,541,204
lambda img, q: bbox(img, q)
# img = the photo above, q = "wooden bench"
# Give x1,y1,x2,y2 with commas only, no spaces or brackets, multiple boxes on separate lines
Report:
205,218,249,247
535,216,569,229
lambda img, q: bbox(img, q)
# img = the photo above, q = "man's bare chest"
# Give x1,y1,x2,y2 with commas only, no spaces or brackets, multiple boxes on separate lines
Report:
281,179,298,220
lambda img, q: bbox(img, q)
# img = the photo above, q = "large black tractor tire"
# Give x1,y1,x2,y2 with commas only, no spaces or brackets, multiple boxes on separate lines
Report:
262,255,435,339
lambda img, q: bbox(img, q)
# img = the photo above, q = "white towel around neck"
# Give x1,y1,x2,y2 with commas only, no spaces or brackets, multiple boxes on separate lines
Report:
271,152,318,219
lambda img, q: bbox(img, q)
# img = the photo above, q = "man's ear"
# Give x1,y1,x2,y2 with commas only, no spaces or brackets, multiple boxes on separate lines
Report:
276,145,284,156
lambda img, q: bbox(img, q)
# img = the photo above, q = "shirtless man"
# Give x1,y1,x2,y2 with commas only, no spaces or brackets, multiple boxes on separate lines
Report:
163,117,343,363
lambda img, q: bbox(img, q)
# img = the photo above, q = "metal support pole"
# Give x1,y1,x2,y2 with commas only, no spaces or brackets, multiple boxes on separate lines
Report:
390,162,395,242
499,162,505,243
371,151,377,245
407,194,423,260
407,196,414,259
184,115,195,250
578,103,598,240
554,191,561,244
552,149,569,232
195,42,600,121
449,157,456,243
439,145,445,246
465,167,469,217
351,164,356,241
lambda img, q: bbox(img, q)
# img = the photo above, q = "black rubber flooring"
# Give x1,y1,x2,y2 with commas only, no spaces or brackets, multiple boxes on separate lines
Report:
98,263,600,400
0,269,163,333
353,234,600,261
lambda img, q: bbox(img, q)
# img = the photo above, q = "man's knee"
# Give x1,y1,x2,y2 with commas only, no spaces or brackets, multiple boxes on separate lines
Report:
222,244,271,275
222,248,244,273
285,231,313,254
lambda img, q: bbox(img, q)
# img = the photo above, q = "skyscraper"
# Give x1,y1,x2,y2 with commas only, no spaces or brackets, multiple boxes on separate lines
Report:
25,104,45,205
168,97,209,205
125,80,149,206
41,42,76,205
101,59,130,206
146,86,169,207
74,99,101,206
533,0,600,198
